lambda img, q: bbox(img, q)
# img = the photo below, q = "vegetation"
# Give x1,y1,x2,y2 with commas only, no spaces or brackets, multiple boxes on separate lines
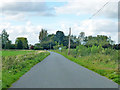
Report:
2,50,50,89
0,51,1,90
36,29,120,50
39,29,48,43
1,29,120,50
53,45,120,84
1,29,11,49
36,30,80,50
0,28,120,88
15,37,29,49
2,50,34,56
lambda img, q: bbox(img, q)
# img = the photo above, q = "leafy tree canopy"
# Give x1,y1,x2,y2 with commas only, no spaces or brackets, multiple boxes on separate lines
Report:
15,37,28,49
1,29,11,49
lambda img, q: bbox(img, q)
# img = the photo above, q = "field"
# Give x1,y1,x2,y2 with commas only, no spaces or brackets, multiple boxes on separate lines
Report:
2,50,35,56
0,51,1,90
52,45,120,84
1,50,50,89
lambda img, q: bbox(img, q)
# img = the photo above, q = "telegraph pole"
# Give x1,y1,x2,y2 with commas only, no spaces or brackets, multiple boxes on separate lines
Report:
68,28,71,55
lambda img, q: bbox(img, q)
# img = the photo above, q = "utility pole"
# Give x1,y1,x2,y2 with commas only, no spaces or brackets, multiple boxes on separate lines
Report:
68,28,71,55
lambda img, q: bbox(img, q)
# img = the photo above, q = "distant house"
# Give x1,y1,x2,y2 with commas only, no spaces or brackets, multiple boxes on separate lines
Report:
29,44,34,50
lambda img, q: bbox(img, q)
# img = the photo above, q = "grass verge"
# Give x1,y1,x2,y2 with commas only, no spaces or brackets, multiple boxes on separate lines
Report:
52,50,119,85
2,51,50,89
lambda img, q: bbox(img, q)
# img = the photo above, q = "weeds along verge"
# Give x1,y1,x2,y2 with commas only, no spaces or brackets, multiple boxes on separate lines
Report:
2,51,50,89
52,46,120,85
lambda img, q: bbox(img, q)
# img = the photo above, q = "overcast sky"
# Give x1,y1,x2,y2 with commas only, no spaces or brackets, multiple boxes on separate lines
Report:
0,0,119,44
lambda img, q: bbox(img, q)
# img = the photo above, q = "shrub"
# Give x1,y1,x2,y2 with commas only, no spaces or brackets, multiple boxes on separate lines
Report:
76,45,89,56
91,45,99,54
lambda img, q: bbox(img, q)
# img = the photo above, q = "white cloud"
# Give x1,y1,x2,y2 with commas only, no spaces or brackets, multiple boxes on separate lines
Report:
0,18,118,44
0,2,55,21
2,13,27,21
1,2,54,15
0,1,118,44
118,32,120,43
57,19,118,43
0,21,43,44
55,0,118,18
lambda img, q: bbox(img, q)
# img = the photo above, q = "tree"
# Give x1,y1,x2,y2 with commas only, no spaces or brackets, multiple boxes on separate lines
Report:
55,31,65,44
78,32,85,44
107,36,115,45
17,40,23,49
85,35,112,47
15,37,28,49
10,44,16,49
71,35,77,43
62,36,69,47
1,29,11,49
34,43,43,50
39,34,56,50
0,35,2,50
39,29,48,43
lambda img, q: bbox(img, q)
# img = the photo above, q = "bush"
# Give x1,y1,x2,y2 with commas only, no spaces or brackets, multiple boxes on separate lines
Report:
53,45,60,50
76,45,89,56
91,45,99,54
34,46,43,50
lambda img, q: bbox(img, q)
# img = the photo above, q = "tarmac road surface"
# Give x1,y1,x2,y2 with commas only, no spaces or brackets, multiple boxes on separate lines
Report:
11,52,118,88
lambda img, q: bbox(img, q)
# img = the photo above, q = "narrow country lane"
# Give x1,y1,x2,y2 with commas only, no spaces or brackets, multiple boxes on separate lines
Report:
11,52,118,88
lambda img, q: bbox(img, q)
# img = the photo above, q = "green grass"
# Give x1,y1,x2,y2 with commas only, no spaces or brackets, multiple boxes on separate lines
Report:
2,50,50,89
0,55,1,90
2,50,35,56
52,50,119,85
0,71,2,90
